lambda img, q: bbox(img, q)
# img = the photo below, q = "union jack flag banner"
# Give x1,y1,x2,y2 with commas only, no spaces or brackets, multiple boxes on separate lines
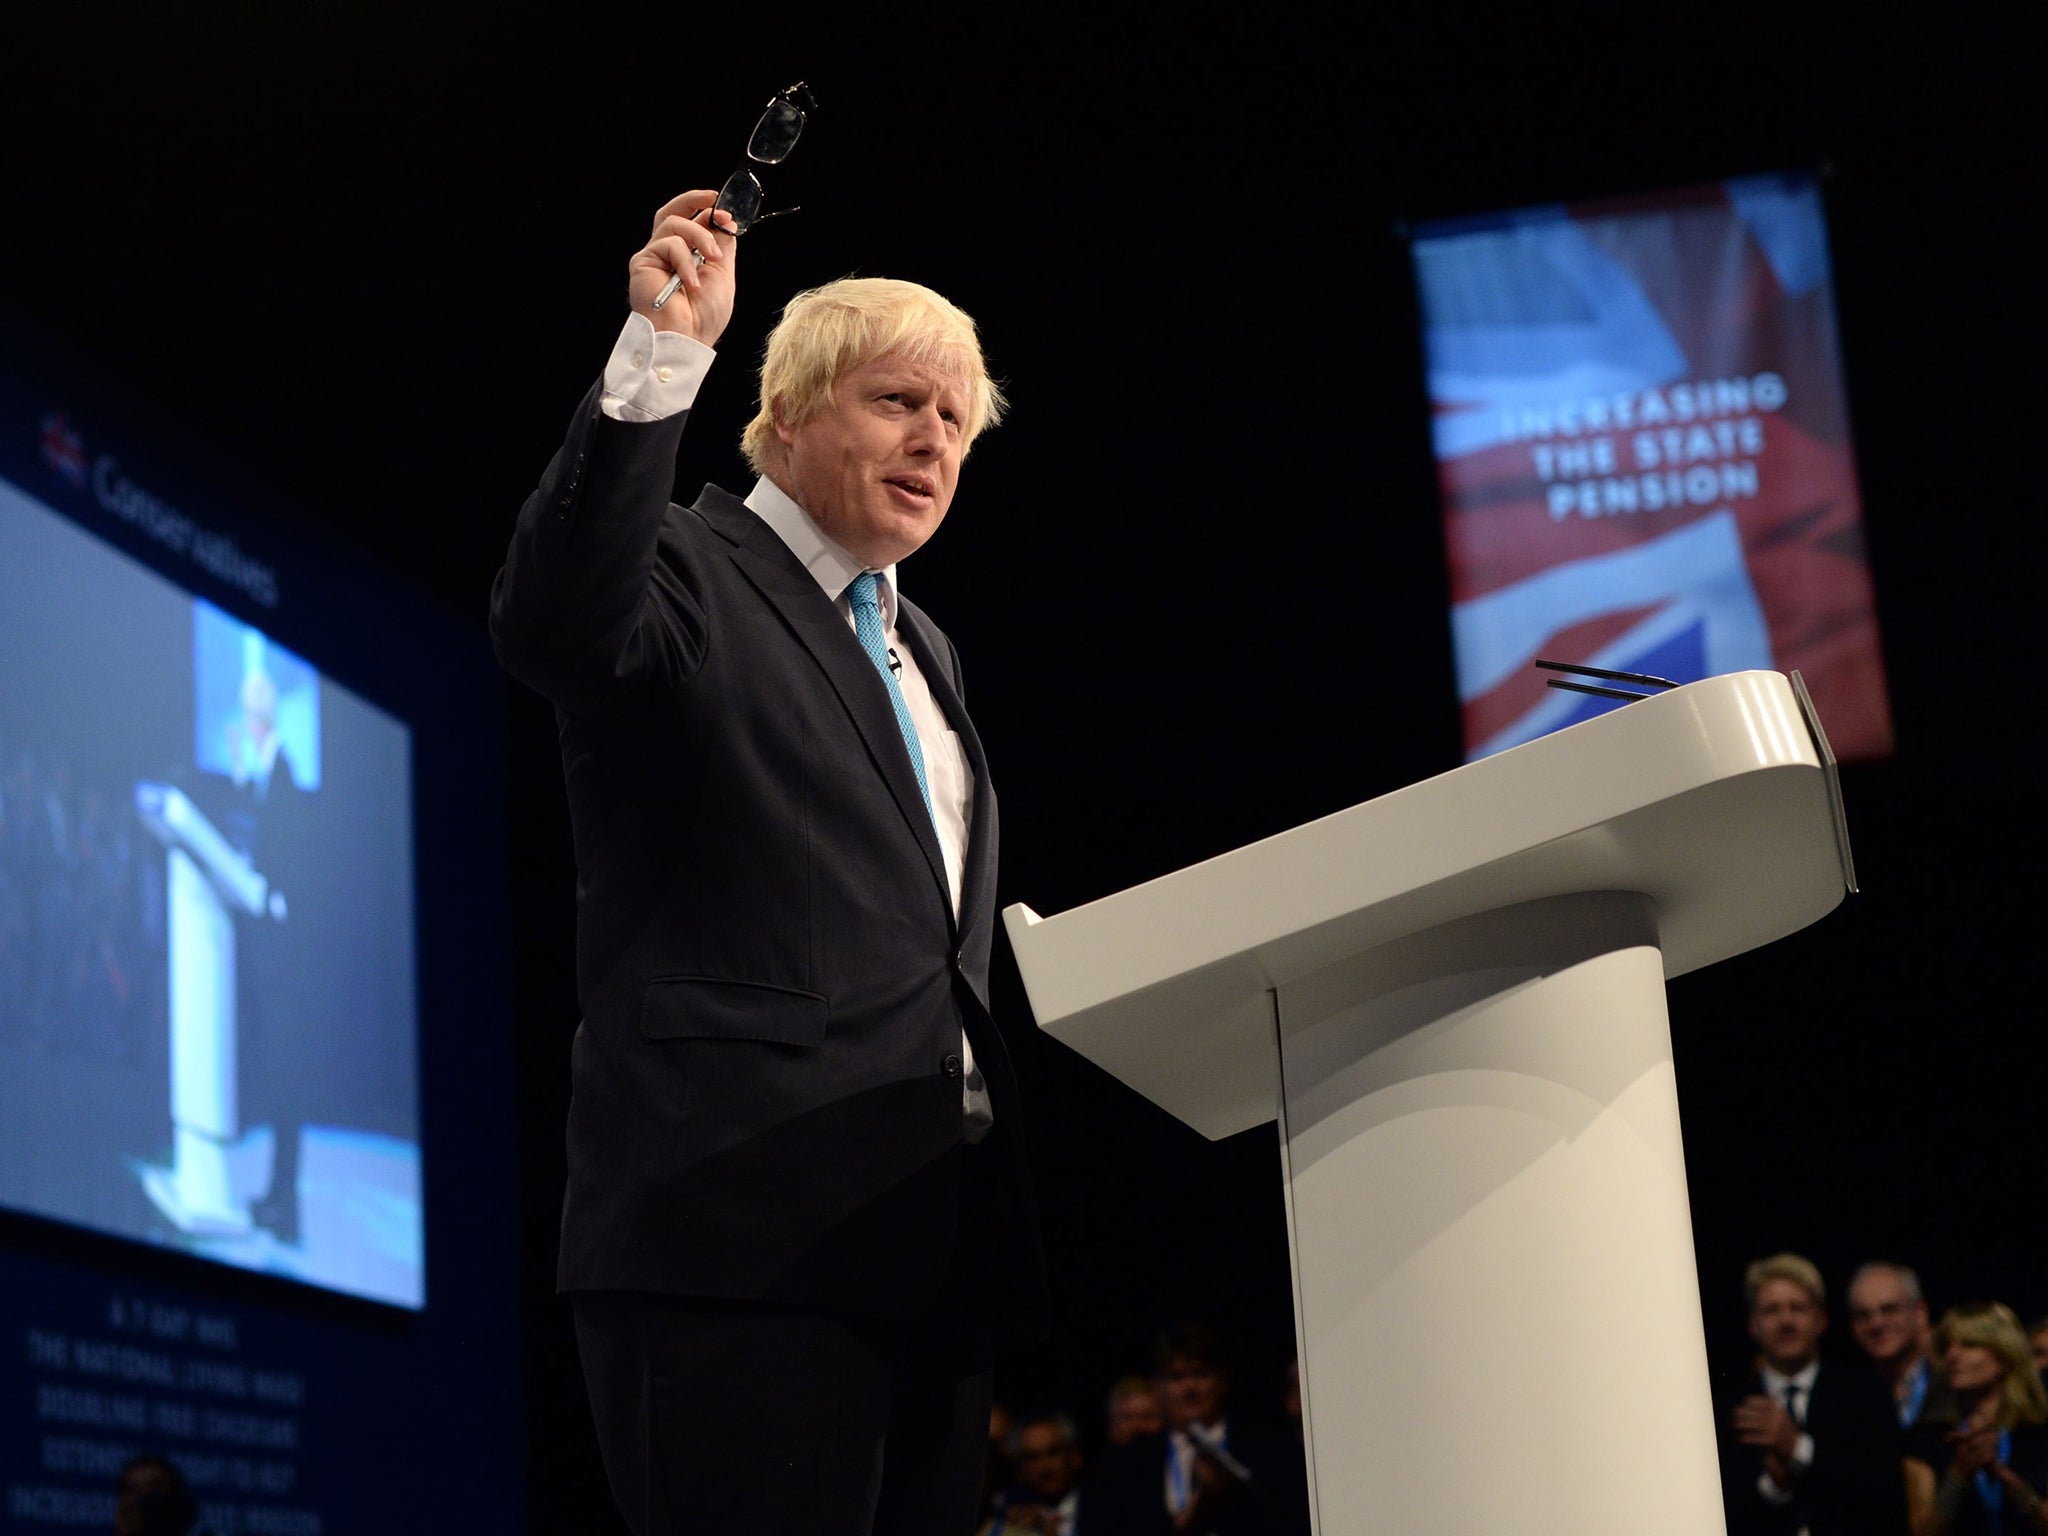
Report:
1410,171,1894,762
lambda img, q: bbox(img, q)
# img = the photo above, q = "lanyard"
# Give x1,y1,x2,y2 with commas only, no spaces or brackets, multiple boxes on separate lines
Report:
1973,1427,2013,1530
1168,1425,1228,1514
1901,1358,1930,1427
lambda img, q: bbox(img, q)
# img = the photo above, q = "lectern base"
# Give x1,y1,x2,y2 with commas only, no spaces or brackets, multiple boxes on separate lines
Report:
140,1122,274,1236
1275,890,1725,1536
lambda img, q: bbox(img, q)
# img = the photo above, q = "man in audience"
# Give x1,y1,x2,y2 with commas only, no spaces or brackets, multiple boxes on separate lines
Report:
981,1402,1018,1530
113,1454,202,1536
1105,1374,1165,1447
1847,1261,1957,1428
1089,1324,1309,1535
1719,1252,1909,1536
990,1412,1088,1534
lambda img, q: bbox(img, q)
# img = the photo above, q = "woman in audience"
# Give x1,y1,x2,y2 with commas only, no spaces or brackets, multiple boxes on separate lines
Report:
1904,1301,2048,1535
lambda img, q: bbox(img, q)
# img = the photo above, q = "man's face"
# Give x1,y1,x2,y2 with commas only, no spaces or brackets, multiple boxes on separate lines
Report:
1750,1277,1827,1374
777,352,967,570
1847,1270,1925,1367
1159,1355,1229,1430
1013,1422,1082,1502
1106,1385,1164,1445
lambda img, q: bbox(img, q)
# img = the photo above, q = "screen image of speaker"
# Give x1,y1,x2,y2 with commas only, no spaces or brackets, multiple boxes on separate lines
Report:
0,473,423,1310
1,309,524,1532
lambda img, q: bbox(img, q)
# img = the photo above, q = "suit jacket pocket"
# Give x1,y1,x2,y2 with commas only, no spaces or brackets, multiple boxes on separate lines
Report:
637,976,828,1047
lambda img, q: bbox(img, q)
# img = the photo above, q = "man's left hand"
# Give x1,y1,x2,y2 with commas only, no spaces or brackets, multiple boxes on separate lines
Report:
1732,1395,1800,1460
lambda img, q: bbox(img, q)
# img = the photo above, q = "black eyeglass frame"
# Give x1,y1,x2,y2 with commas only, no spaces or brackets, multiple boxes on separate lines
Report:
712,81,817,236
651,82,817,311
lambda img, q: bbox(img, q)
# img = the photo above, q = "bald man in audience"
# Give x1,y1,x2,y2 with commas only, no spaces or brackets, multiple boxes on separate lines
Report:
1848,1261,1958,1429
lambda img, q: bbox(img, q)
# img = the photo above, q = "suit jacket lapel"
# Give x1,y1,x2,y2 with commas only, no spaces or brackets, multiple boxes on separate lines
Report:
693,489,951,909
895,600,996,946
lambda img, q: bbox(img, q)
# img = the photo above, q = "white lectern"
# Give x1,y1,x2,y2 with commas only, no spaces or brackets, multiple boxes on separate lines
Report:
134,782,282,1235
1003,671,1854,1536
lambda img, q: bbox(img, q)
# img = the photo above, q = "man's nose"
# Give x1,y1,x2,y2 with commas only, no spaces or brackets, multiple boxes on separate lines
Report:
903,404,948,453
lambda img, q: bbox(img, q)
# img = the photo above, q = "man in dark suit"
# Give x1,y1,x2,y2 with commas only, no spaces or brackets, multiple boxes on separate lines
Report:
1848,1261,1959,1430
1086,1325,1310,1536
1719,1252,1909,1536
994,1411,1089,1534
492,189,1045,1535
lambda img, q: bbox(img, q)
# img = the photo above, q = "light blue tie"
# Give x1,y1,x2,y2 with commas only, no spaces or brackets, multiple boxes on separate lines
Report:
846,572,934,826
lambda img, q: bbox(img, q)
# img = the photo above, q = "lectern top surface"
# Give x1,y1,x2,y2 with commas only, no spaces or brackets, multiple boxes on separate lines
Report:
1004,671,1851,1138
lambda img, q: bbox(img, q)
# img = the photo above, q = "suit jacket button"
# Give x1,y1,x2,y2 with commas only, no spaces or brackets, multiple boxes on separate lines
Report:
942,1054,962,1079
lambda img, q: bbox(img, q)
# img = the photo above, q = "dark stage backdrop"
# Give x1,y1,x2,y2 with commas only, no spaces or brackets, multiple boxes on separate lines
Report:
4,4,2037,1527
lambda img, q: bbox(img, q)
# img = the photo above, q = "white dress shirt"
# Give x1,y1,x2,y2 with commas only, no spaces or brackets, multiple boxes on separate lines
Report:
1757,1359,1819,1522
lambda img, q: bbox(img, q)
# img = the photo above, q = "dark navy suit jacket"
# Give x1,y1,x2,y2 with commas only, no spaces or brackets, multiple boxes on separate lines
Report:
492,381,1045,1356
1717,1360,1909,1536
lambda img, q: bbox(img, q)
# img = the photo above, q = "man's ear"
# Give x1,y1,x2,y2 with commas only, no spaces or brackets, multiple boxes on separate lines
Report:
773,401,796,448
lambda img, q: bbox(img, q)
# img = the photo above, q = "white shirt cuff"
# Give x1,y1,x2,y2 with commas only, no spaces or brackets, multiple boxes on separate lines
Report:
1757,1436,1812,1505
600,313,715,422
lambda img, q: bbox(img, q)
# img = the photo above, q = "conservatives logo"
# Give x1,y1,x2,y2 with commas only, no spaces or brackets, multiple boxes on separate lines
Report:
38,411,87,488
29,407,281,609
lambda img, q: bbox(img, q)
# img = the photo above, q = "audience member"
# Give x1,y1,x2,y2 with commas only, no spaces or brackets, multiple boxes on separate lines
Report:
1904,1302,2048,1535
1851,1262,1959,1428
985,1411,1088,1535
2030,1318,2048,1378
1088,1324,1309,1535
980,1401,1018,1530
0,746,160,1061
112,1454,200,1536
1106,1374,1166,1447
1719,1252,1908,1535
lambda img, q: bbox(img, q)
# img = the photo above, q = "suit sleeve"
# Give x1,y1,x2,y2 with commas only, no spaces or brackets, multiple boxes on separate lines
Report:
489,379,710,712
1717,1379,1794,1536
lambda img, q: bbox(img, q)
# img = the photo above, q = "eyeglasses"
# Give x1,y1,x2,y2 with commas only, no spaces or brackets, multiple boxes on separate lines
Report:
716,80,814,234
652,82,816,311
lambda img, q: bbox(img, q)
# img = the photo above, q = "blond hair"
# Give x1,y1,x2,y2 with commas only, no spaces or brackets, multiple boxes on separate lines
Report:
1744,1253,1826,1311
1935,1301,2048,1427
740,277,1006,475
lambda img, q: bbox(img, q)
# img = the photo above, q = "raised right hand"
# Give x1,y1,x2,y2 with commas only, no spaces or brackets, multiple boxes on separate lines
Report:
628,190,738,346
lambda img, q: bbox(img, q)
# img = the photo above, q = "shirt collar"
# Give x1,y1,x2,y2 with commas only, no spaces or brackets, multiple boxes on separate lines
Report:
1761,1359,1821,1396
745,475,900,627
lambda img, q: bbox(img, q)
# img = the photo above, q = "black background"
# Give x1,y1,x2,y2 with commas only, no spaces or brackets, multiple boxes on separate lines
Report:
5,4,2038,1526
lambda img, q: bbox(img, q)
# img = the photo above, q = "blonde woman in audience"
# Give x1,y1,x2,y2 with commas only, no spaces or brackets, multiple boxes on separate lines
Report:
1905,1302,2048,1535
